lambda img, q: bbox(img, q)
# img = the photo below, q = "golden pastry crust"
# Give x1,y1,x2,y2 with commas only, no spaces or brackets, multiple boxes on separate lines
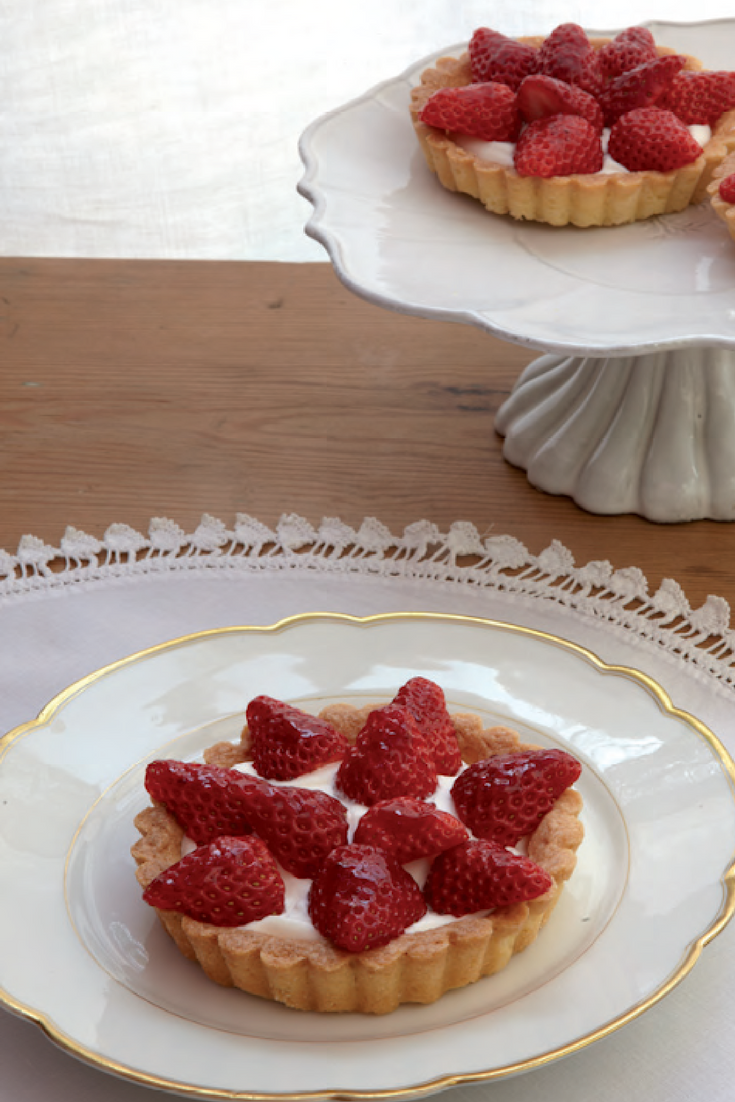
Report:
707,145,735,240
410,40,735,227
132,705,584,1014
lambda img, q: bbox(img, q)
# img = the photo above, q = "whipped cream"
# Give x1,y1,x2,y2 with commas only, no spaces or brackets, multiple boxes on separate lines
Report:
454,123,712,176
182,759,483,941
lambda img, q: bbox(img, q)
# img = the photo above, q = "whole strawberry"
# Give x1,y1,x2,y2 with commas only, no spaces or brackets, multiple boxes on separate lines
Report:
608,107,703,172
720,173,735,203
335,703,437,805
142,835,285,927
420,82,522,142
246,695,348,781
308,843,426,951
537,23,593,86
392,676,462,774
145,760,261,844
243,783,349,878
597,54,686,126
451,748,581,846
516,73,604,130
597,26,658,80
424,839,553,916
657,70,735,126
353,797,468,864
469,27,538,90
514,114,603,178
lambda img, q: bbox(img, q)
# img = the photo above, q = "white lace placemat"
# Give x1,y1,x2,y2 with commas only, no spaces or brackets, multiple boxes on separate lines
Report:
1,511,735,1102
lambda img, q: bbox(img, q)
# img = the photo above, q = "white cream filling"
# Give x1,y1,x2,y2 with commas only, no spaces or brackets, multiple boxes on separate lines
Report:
181,759,488,941
454,122,712,176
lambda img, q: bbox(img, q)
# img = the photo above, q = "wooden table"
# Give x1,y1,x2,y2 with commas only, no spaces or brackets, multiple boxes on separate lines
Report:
0,258,730,610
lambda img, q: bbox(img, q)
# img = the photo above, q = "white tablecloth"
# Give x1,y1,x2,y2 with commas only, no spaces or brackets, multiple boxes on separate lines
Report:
1,512,735,1102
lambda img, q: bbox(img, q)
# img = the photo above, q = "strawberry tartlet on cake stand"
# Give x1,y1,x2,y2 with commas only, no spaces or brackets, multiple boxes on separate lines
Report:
298,18,735,523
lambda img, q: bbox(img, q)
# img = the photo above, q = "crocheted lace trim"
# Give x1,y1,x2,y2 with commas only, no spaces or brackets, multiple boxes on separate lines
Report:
1,512,732,686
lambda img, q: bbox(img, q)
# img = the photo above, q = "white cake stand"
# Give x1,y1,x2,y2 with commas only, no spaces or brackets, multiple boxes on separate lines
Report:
298,18,735,522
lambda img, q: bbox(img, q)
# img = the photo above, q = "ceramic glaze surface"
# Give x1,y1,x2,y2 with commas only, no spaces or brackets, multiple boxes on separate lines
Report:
298,20,735,521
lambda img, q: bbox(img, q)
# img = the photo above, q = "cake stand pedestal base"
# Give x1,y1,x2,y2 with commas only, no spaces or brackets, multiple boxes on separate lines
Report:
494,346,735,523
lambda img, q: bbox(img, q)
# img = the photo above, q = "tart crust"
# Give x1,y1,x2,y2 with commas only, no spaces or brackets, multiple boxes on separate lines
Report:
132,707,584,1015
410,40,735,227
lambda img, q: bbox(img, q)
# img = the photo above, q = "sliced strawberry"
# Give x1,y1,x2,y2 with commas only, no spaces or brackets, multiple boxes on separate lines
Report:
246,695,348,781
537,23,593,87
720,173,735,203
335,703,437,806
243,783,349,879
392,676,462,774
353,797,468,864
451,748,582,846
657,70,735,126
597,54,687,126
607,106,703,172
469,27,538,90
514,114,603,178
419,82,522,142
142,835,285,927
516,73,604,130
308,843,426,952
424,839,553,916
597,26,658,80
145,760,261,844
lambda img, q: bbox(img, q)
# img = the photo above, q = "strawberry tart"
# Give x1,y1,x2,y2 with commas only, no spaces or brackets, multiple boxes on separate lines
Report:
410,23,735,226
708,150,735,240
132,677,584,1014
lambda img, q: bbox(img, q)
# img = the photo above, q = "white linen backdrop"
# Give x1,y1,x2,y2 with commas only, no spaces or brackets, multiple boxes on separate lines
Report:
0,0,733,261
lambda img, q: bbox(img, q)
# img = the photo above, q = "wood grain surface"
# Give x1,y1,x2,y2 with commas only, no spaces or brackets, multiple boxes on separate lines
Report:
0,258,731,608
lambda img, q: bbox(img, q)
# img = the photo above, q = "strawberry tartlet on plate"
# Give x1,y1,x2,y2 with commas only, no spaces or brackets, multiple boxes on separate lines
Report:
708,149,735,240
132,678,584,1014
410,22,735,226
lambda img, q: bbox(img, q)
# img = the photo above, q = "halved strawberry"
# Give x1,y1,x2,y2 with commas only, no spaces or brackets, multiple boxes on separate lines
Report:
657,70,735,126
308,843,426,951
574,51,606,98
335,703,437,805
353,797,468,864
392,676,462,774
144,758,348,875
243,783,349,878
451,748,581,846
514,114,603,178
607,107,703,172
597,54,687,126
537,22,593,87
424,838,553,916
145,760,261,844
419,82,522,142
468,27,538,90
516,73,604,130
246,695,348,781
597,26,658,80
142,835,285,927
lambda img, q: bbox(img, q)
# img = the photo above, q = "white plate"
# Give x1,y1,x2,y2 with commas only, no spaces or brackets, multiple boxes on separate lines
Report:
298,19,735,356
1,611,735,1100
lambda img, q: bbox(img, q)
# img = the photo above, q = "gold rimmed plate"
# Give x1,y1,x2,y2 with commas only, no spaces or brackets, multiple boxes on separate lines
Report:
1,612,735,1100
